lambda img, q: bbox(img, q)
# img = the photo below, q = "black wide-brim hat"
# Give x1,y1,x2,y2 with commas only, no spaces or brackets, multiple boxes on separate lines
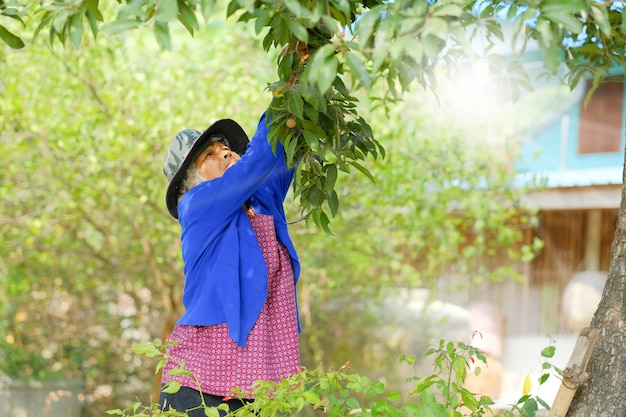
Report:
163,119,249,219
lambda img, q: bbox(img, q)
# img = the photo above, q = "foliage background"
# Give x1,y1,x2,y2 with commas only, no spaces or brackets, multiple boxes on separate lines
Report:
1,11,538,417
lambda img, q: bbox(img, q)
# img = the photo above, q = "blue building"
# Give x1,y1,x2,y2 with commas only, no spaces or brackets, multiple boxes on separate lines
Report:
515,70,623,334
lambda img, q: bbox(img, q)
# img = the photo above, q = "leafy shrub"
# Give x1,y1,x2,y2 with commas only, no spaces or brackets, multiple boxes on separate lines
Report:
108,335,558,417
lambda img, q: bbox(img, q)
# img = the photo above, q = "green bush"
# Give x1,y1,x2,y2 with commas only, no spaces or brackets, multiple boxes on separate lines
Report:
108,336,559,417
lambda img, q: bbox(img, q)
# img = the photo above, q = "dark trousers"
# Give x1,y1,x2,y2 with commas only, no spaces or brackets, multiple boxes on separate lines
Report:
159,385,249,417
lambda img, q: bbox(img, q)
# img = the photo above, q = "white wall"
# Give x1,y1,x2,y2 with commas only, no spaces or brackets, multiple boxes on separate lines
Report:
497,334,578,408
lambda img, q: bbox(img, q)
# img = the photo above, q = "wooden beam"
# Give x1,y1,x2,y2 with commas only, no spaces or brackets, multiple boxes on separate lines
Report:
548,327,600,417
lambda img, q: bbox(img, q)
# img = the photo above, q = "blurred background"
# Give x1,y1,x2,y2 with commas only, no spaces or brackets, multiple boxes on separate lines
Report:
1,3,621,417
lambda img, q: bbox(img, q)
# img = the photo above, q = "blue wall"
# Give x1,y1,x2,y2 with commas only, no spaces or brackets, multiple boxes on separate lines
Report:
517,86,625,173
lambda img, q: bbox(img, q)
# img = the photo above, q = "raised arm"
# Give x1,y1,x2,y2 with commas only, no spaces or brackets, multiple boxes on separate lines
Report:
178,113,283,226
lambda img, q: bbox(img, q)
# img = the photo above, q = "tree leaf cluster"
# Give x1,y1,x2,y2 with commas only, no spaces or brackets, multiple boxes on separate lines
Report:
3,1,625,233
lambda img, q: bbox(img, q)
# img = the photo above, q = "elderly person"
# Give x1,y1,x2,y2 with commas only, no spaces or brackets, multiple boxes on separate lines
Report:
159,111,301,416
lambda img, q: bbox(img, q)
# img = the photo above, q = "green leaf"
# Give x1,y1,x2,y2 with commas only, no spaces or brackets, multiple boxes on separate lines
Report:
537,39,560,73
590,3,611,37
303,102,319,123
403,37,424,65
69,13,84,48
324,150,337,164
301,128,321,148
102,20,142,36
344,52,371,89
254,9,271,34
541,345,556,358
452,355,467,380
85,10,100,37
327,189,339,217
156,0,179,23
278,53,294,78
331,0,351,17
303,390,321,404
349,161,375,183
284,134,298,163
537,397,551,409
404,403,423,416
356,8,379,49
449,392,459,408
331,75,350,96
165,366,192,376
84,0,104,21
204,406,221,417
52,9,70,35
422,16,448,40
317,208,333,235
460,388,479,410
131,342,161,357
154,22,171,49
307,44,338,94
329,0,350,25
521,397,538,415
288,91,304,119
300,118,326,139
226,0,240,17
346,397,360,410
285,18,309,43
541,1,584,33
430,3,463,18
0,24,25,48
282,0,307,18
318,54,339,93
161,380,181,394
302,89,326,113
386,390,401,402
325,164,338,192
396,60,415,91
422,34,444,61
178,0,199,36
156,358,167,372
235,0,256,13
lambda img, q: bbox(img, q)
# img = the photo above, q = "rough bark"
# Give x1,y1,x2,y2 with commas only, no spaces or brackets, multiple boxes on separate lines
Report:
567,159,626,416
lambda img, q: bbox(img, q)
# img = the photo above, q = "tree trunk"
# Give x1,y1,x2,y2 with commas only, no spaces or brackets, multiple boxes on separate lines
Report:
567,160,626,416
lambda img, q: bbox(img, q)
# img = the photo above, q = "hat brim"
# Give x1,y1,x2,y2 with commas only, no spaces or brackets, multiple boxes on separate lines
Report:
166,119,249,219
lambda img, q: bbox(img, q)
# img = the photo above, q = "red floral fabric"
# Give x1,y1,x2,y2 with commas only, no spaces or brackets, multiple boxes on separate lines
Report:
162,213,300,398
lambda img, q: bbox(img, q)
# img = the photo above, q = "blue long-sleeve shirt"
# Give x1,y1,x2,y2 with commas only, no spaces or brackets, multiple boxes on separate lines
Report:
176,113,300,347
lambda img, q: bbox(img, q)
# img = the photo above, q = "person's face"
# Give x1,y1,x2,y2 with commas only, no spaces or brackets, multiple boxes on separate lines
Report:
194,141,240,181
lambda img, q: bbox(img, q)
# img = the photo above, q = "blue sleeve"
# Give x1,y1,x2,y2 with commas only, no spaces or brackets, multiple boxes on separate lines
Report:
251,110,295,209
256,144,294,206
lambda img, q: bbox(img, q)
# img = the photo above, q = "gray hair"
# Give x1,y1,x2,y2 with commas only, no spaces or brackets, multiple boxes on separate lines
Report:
178,164,205,203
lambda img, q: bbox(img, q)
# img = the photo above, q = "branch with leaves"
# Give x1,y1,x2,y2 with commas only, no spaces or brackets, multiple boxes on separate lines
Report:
3,0,625,228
